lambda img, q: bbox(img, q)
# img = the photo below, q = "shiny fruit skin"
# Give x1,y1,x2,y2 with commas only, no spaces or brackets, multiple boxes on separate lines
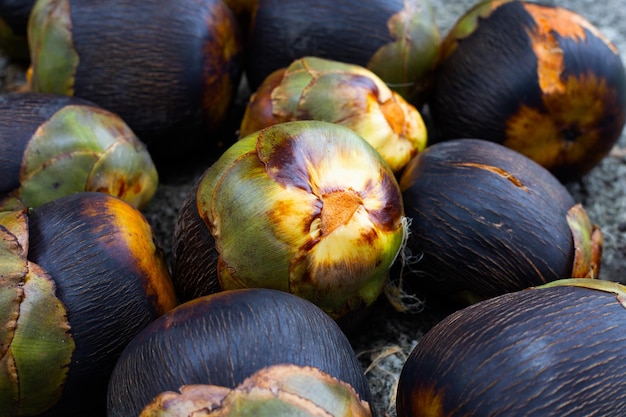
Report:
28,0,244,158
396,279,626,417
107,288,372,417
398,139,601,302
429,1,626,181
0,192,177,417
245,0,440,105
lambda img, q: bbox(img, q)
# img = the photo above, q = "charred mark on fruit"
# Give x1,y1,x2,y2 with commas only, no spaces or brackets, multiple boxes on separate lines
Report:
399,382,448,417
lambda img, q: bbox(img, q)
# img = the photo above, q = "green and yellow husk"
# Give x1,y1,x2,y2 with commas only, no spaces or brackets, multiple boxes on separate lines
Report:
196,120,406,319
0,203,75,416
241,56,428,174
17,104,158,209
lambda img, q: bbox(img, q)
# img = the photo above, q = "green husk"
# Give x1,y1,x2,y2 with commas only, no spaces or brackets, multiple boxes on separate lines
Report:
28,0,78,95
535,278,626,308
367,0,441,103
9,263,75,415
19,105,158,209
0,205,75,416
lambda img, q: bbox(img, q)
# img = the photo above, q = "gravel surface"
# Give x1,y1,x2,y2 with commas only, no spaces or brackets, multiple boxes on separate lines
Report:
1,1,625,416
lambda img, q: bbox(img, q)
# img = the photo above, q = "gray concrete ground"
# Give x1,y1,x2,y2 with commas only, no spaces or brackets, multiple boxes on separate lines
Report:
1,1,625,416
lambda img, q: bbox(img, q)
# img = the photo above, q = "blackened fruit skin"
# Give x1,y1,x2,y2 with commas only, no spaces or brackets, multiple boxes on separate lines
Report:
244,0,440,104
397,282,626,417
171,181,221,298
30,0,244,159
71,0,243,156
428,1,626,181
107,288,372,417
399,139,581,300
27,192,176,417
247,0,393,89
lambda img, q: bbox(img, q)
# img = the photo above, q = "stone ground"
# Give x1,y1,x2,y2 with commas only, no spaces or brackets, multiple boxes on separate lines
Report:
1,1,625,416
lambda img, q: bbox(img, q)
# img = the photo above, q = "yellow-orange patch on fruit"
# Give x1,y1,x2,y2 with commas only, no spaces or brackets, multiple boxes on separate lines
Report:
380,97,406,136
453,162,528,191
525,4,588,40
504,73,615,172
406,384,450,417
524,4,618,95
505,104,563,167
525,4,618,54
103,197,177,314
